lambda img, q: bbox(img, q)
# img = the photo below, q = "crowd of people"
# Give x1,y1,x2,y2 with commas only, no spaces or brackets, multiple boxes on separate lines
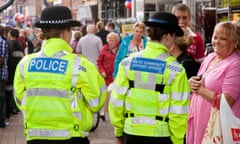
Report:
0,3,239,144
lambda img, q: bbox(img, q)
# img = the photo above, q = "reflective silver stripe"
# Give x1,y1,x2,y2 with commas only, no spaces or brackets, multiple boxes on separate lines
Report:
70,94,78,109
19,58,27,79
73,112,82,119
69,88,82,120
100,85,107,96
22,92,27,107
12,51,24,58
169,105,189,114
26,88,68,98
159,107,169,115
114,85,128,95
126,89,132,110
52,51,68,58
125,102,131,111
72,56,81,87
88,98,99,107
15,97,22,106
82,131,89,137
124,59,131,78
171,92,190,101
132,117,156,125
77,91,83,99
70,56,82,119
127,89,132,97
28,129,70,138
157,53,170,60
36,51,45,57
133,71,156,90
167,61,179,85
158,94,169,101
157,53,176,85
37,50,67,58
110,97,124,107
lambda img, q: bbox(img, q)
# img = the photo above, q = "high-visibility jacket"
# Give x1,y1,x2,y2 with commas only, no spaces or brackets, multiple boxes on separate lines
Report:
109,41,190,144
14,38,107,141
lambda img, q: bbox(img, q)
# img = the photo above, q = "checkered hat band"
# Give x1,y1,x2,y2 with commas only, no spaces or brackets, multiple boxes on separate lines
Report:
39,19,72,24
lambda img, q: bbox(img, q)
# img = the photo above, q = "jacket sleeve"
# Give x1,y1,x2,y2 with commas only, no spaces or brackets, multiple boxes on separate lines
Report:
13,57,27,111
109,58,129,137
169,68,190,144
77,57,107,113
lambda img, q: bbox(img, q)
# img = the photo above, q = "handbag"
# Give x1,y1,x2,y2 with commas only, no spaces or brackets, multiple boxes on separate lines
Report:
202,94,223,144
220,94,240,144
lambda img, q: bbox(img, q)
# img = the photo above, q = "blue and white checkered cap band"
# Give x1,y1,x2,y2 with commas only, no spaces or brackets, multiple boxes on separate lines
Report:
148,18,168,24
39,19,72,24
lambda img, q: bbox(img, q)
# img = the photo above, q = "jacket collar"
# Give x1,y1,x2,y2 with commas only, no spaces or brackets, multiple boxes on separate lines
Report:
42,38,73,57
146,41,168,52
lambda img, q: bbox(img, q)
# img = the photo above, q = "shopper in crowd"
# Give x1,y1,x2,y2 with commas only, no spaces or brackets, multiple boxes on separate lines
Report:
105,22,115,32
76,24,103,65
109,12,190,144
32,28,42,53
14,6,107,144
96,21,109,45
106,22,121,41
5,28,24,125
187,21,240,144
17,28,34,55
80,25,87,37
172,3,205,63
24,27,35,54
70,31,82,53
168,31,200,78
0,25,8,128
97,32,120,121
2,26,12,40
113,21,147,78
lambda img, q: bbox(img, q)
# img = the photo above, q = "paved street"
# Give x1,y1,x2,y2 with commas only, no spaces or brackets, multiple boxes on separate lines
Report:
0,113,115,144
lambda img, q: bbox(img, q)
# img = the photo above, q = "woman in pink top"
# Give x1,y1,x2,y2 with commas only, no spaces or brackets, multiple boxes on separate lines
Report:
187,21,240,144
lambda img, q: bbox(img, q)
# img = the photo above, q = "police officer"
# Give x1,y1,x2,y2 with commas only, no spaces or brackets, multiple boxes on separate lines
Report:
14,6,107,144
109,12,190,144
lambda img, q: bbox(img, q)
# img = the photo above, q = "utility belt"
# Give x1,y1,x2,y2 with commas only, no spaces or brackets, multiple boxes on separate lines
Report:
124,112,169,123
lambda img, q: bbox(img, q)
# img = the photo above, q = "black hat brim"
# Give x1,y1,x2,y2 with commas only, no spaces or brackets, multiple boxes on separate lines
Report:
34,20,81,29
145,21,183,37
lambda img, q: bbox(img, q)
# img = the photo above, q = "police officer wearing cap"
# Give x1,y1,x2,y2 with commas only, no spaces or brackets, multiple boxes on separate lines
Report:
109,12,190,144
14,6,107,144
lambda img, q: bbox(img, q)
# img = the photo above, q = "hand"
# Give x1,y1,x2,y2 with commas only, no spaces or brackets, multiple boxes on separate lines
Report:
101,72,107,78
179,24,186,29
115,137,123,144
189,76,202,93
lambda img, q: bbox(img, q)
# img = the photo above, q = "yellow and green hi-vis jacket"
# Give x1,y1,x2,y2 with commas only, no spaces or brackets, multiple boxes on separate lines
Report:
109,41,190,144
14,38,107,141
